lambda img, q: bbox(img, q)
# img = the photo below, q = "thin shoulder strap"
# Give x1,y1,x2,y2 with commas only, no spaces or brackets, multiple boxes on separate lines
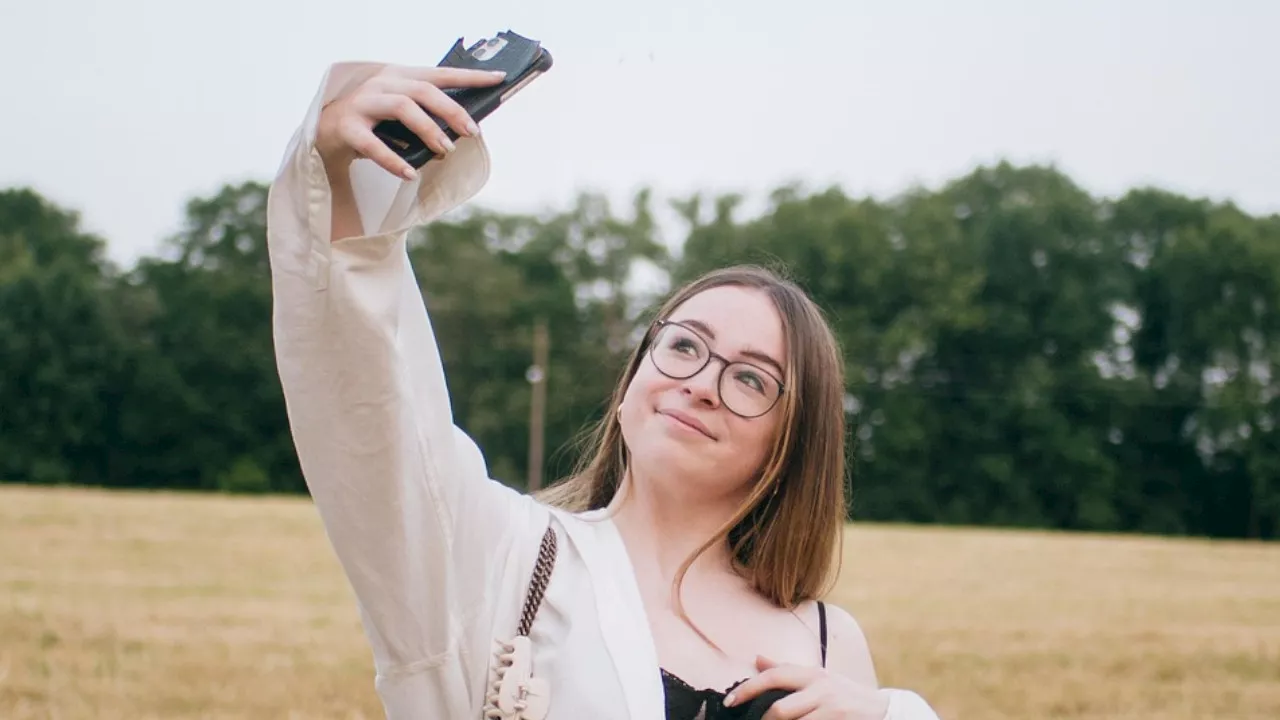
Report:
817,601,828,667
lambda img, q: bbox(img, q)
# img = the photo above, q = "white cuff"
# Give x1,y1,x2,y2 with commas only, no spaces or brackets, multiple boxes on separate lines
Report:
883,688,941,720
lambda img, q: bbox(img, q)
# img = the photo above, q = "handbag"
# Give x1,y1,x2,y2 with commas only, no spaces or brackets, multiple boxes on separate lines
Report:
483,520,559,720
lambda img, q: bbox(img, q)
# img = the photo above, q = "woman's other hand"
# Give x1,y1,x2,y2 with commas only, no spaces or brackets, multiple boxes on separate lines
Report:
726,655,892,720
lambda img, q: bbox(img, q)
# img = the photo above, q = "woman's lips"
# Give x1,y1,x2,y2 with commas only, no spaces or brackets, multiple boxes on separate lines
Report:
659,408,717,440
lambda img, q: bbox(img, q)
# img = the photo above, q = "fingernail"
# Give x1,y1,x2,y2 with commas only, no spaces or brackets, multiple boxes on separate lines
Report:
442,136,456,153
402,166,418,181
723,694,737,707
490,70,507,77
465,119,480,136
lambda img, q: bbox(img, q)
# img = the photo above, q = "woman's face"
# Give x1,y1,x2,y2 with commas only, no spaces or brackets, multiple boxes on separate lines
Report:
619,285,788,500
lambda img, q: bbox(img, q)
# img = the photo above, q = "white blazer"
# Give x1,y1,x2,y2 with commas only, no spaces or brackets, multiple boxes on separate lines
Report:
267,62,941,720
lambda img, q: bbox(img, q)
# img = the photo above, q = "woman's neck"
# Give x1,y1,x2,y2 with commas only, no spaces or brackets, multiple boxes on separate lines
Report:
607,466,746,583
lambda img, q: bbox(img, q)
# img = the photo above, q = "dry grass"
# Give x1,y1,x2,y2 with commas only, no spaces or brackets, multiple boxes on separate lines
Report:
1,485,1277,719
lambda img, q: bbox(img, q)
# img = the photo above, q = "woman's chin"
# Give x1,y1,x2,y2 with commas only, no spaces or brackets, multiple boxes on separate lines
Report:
643,434,712,464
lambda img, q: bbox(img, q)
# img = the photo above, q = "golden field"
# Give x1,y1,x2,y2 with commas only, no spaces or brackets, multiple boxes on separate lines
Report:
1,484,1277,719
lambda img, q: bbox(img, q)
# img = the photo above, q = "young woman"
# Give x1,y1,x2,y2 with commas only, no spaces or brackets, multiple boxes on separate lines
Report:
267,62,942,720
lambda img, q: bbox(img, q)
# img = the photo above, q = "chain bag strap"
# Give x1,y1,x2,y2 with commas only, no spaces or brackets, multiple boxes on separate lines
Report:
517,523,558,637
483,521,559,720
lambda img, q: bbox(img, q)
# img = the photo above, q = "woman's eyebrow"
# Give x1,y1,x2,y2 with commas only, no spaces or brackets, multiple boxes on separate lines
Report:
681,318,785,377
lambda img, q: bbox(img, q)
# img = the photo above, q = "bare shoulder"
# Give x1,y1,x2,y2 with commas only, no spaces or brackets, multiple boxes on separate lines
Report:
820,601,879,688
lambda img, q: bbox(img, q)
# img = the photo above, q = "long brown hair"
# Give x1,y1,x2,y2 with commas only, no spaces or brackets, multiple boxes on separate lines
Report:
536,265,848,610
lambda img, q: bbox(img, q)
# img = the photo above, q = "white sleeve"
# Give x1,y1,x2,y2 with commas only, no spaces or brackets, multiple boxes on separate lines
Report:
883,689,942,719
265,62,544,716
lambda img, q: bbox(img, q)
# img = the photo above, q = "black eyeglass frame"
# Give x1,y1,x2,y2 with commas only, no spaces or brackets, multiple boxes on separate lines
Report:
645,319,787,419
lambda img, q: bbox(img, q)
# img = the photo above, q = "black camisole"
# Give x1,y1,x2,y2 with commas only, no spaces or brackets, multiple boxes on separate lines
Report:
661,601,829,720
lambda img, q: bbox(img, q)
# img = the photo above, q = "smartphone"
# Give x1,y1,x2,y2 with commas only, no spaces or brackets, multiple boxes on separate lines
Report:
373,30,554,169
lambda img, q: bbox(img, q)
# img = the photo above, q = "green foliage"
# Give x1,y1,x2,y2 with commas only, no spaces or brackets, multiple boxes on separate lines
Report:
217,456,271,494
2,166,1278,540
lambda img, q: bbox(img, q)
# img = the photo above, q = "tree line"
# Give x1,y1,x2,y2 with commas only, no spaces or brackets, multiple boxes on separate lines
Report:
2,162,1278,539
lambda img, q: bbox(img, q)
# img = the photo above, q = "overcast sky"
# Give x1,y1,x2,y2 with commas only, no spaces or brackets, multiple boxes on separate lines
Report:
2,0,1276,266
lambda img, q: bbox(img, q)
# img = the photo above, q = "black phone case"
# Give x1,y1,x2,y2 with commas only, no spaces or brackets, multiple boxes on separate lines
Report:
373,30,553,169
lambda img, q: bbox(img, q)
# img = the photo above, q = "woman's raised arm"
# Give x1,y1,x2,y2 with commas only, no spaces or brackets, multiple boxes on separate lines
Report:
265,62,546,717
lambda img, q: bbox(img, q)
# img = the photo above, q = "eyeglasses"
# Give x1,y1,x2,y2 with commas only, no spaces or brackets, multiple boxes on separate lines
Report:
646,320,786,418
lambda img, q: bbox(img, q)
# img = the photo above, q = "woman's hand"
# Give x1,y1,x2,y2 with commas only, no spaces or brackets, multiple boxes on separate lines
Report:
315,64,508,181
725,655,891,720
